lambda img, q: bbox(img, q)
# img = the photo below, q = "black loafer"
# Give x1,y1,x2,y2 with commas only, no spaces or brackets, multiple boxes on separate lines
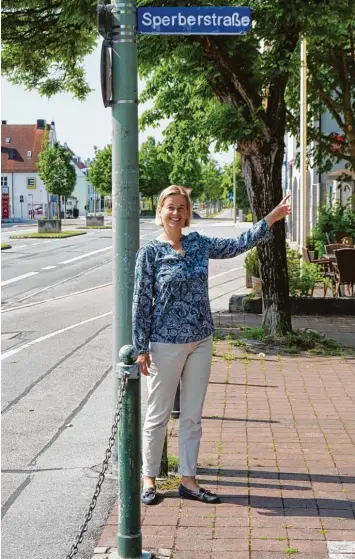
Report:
141,486,157,505
178,484,220,504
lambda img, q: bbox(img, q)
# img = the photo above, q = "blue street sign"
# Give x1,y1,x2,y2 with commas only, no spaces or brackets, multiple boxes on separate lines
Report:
137,6,252,35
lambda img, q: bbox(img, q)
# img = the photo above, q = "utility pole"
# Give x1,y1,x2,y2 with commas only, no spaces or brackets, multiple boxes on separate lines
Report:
299,36,307,251
98,0,150,556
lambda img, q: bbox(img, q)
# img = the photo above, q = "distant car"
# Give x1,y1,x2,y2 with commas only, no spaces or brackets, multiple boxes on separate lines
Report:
193,202,198,210
192,211,201,219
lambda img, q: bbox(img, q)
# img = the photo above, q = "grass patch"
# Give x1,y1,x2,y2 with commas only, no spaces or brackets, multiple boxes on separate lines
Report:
77,225,112,229
217,325,352,357
156,475,181,491
223,352,234,361
1,243,12,250
282,549,299,555
168,454,179,473
9,231,87,239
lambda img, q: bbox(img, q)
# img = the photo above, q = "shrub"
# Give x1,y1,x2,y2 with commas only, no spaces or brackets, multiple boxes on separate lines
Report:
313,201,355,256
244,247,259,277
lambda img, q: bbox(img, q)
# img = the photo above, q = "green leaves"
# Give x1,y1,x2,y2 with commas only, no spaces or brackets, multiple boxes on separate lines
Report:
88,145,112,196
38,140,76,197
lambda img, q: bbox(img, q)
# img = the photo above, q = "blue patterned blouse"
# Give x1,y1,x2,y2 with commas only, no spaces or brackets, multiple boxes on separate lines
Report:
132,219,270,354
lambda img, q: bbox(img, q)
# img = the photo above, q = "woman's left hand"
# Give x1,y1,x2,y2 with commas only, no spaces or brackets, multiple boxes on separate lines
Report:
265,194,291,228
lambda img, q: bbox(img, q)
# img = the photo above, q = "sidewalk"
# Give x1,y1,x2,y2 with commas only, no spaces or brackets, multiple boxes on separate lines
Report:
93,314,355,559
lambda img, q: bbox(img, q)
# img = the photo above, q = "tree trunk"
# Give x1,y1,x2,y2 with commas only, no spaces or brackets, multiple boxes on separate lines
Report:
151,195,155,213
58,195,61,219
239,137,292,336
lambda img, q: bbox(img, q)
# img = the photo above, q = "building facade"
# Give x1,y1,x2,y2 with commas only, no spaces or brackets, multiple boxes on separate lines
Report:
283,113,353,245
1,119,57,221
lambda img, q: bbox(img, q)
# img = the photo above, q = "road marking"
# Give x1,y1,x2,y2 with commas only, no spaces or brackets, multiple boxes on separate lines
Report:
1,283,112,313
210,266,243,280
1,271,38,287
59,246,112,264
140,231,156,238
43,240,51,244
42,266,56,270
1,311,112,361
32,243,41,246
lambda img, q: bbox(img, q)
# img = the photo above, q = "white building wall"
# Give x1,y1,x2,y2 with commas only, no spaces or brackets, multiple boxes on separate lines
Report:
1,172,48,219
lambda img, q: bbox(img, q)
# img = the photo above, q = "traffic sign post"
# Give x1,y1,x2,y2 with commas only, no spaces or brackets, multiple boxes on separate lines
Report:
98,5,251,557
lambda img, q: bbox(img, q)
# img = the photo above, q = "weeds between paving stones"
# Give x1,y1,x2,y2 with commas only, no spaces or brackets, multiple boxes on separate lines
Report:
213,326,354,357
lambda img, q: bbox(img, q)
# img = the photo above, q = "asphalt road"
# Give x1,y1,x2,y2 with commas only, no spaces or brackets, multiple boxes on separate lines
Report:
1,217,251,559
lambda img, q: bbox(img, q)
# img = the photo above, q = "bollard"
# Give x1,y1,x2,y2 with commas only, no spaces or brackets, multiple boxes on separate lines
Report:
117,345,151,559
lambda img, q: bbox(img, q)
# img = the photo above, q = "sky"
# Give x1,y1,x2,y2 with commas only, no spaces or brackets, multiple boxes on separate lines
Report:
1,44,233,166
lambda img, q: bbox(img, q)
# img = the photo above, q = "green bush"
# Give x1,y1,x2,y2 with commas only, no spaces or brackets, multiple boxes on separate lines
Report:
245,213,253,222
313,201,355,256
244,247,259,277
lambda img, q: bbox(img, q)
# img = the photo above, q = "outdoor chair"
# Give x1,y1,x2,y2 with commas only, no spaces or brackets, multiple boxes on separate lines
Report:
325,243,346,256
333,248,355,297
302,247,335,296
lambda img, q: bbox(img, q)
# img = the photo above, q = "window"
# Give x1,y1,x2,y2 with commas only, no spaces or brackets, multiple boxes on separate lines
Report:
1,176,8,187
27,151,32,158
8,148,16,160
5,137,11,143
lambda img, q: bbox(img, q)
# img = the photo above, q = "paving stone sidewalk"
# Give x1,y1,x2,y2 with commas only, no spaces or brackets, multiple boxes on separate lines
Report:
93,314,355,559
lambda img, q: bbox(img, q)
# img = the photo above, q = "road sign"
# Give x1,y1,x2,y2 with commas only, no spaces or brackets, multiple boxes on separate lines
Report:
137,6,251,35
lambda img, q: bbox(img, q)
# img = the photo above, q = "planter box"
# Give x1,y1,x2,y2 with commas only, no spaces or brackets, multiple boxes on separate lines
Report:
86,215,104,226
229,294,355,316
38,219,62,233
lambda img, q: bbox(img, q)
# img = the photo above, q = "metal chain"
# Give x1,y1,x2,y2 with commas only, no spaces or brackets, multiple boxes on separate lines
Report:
66,374,128,559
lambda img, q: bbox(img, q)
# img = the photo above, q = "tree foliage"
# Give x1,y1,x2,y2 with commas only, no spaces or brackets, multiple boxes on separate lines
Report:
38,140,76,214
1,0,96,99
286,2,355,173
88,145,112,196
221,156,250,212
139,137,172,205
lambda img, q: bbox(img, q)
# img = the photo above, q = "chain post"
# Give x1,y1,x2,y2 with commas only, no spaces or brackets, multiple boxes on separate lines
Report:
117,345,151,559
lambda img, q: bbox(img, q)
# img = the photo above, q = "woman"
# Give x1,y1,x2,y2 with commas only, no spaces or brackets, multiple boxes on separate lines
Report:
133,185,291,505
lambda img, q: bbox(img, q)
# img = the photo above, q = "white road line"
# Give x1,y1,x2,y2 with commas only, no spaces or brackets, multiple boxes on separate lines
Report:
42,265,57,270
1,311,112,361
140,231,156,238
43,240,51,244
14,245,26,248
1,283,112,314
59,246,112,264
210,266,243,281
32,243,41,246
1,271,38,287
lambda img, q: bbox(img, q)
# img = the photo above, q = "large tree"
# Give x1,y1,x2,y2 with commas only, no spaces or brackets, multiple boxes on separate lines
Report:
286,4,355,208
4,0,349,334
139,137,172,209
38,140,76,217
88,145,112,196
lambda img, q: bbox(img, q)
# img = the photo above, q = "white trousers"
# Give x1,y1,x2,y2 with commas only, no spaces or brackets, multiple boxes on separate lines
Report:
142,335,213,477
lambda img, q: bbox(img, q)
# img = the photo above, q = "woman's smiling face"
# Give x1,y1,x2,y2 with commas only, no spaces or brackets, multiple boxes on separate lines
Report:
159,195,188,231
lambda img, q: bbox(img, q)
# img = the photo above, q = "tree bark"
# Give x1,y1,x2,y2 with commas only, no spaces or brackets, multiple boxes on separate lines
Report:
239,137,292,336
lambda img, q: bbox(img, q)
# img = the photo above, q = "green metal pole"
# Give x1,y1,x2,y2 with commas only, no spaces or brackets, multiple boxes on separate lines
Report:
111,0,139,376
117,347,150,559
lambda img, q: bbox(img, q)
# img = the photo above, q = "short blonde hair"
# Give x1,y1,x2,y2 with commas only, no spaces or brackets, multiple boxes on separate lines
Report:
155,185,192,227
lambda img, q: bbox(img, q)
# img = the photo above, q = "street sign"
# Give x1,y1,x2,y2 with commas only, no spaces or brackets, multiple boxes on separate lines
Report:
137,6,251,35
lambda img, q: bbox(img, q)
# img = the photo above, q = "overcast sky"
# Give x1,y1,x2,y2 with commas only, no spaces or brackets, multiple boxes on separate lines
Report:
2,44,233,166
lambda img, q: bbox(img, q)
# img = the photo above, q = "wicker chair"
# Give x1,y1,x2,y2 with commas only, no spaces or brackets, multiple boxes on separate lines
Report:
333,248,355,297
